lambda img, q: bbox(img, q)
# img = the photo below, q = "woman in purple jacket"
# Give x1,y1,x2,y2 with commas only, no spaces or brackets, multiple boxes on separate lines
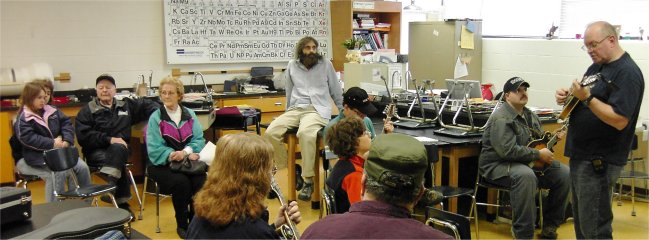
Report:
14,81,91,202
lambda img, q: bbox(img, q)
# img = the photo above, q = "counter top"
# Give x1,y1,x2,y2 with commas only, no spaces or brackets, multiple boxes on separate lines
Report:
0,92,285,112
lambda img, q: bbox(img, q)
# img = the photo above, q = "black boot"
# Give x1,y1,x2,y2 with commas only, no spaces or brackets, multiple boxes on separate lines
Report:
295,164,304,191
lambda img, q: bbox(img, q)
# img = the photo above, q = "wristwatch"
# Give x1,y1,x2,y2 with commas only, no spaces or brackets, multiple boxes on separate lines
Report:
583,94,595,106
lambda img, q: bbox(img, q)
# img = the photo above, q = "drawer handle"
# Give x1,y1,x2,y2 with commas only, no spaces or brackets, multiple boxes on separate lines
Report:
274,102,282,106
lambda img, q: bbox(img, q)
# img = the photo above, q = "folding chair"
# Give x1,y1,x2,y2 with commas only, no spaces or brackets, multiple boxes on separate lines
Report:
43,147,118,207
426,206,472,239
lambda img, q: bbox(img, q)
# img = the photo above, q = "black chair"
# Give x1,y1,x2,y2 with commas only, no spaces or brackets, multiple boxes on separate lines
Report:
616,133,648,216
15,171,41,189
87,162,142,215
319,186,337,219
43,147,118,207
427,144,479,238
426,206,472,240
138,167,171,233
470,173,545,236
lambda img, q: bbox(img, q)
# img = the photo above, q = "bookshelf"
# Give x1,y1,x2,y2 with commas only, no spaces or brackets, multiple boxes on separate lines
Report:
330,0,402,71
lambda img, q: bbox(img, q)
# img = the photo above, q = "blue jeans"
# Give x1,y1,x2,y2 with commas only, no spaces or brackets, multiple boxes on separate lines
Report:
570,158,623,239
16,158,92,202
489,161,570,239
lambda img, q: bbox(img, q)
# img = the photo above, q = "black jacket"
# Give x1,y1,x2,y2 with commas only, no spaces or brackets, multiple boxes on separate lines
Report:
75,97,159,157
14,105,74,166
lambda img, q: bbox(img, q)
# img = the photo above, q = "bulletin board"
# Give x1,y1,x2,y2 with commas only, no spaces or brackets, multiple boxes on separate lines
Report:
164,0,332,64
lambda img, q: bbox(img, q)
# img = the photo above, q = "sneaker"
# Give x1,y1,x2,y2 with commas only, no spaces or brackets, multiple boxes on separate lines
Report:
298,182,313,201
177,227,187,239
539,226,558,239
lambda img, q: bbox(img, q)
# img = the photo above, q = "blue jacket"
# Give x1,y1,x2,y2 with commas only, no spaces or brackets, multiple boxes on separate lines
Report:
14,105,74,166
146,106,205,166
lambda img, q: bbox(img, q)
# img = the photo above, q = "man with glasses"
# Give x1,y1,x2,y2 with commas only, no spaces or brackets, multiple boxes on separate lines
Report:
555,21,644,239
481,77,570,239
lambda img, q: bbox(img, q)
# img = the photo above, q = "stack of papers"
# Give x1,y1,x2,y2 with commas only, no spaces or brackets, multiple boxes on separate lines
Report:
414,136,438,144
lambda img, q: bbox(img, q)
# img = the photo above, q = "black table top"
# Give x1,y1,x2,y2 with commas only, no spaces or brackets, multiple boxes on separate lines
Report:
370,117,482,147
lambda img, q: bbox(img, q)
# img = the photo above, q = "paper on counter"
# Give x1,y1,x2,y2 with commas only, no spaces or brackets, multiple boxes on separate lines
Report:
414,136,438,143
199,141,216,165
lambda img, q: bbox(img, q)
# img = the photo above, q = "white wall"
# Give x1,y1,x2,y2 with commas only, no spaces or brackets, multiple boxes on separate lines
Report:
0,0,286,91
482,38,649,119
1,1,647,121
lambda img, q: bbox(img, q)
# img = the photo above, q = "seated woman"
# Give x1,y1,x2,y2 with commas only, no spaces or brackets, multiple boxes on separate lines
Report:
187,133,302,239
14,81,91,202
146,77,206,238
324,116,371,213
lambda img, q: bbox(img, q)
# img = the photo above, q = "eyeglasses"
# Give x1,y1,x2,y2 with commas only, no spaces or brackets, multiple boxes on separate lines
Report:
581,35,611,51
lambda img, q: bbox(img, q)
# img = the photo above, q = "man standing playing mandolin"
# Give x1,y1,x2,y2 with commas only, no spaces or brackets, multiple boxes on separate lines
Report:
555,21,644,239
480,77,570,239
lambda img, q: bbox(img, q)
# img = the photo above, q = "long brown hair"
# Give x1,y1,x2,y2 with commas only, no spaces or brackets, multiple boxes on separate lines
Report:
294,36,318,60
19,82,45,112
193,133,275,225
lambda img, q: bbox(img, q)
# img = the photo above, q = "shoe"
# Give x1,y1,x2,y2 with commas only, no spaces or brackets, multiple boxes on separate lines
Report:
295,164,304,191
177,227,187,239
100,194,131,205
97,172,118,185
298,182,313,201
539,226,558,239
118,203,135,222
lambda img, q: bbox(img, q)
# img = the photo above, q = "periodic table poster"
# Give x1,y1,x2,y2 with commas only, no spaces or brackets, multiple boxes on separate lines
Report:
164,0,332,64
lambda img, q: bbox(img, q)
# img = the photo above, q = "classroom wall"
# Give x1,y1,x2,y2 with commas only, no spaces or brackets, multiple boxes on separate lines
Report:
0,0,286,91
482,38,649,119
1,0,647,120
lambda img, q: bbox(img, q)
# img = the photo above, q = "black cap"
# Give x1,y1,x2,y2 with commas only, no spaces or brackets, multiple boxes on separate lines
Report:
96,74,116,86
344,87,377,116
503,77,530,93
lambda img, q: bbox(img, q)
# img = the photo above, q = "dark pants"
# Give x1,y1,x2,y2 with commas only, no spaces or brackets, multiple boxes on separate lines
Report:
570,158,622,239
86,144,131,199
489,161,570,239
148,164,206,230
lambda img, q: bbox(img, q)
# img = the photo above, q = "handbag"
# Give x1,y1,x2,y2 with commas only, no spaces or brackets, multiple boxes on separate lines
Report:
169,157,207,175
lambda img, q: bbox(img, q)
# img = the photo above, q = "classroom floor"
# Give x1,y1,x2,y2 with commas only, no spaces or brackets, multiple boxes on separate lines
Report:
19,167,649,239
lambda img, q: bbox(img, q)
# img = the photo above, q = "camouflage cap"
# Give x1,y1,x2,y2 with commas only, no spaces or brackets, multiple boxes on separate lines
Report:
364,133,428,191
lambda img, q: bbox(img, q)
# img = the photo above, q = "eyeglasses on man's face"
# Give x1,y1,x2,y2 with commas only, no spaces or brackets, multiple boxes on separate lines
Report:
581,35,611,51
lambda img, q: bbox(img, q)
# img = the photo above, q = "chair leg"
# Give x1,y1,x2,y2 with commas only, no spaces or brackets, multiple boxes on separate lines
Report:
470,195,479,240
139,176,148,220
538,189,544,230
617,179,624,206
107,193,119,208
631,178,636,216
155,182,161,233
126,168,143,219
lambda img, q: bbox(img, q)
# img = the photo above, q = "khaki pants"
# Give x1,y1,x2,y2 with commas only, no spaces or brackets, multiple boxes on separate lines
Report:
264,105,327,178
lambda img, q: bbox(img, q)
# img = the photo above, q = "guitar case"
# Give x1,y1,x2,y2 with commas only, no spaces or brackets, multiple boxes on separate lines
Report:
0,187,32,225
16,207,131,239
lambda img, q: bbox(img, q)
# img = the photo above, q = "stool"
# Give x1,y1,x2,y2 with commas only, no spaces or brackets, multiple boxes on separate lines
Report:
284,127,323,209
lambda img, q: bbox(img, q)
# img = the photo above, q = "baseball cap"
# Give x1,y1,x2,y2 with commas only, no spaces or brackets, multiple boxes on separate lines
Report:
502,77,530,93
96,74,116,86
364,133,428,191
344,87,377,116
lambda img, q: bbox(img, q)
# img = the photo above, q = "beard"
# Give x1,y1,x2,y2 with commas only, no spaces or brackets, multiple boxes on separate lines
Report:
299,52,322,69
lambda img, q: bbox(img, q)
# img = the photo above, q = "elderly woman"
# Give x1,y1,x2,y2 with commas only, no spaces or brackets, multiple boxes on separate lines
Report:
324,116,371,213
146,76,206,238
187,133,301,239
13,81,91,202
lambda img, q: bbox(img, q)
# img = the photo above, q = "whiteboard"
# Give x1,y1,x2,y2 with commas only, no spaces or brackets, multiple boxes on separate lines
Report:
164,0,332,64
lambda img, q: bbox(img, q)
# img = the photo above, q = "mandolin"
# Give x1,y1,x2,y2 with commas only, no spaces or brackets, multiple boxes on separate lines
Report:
527,121,569,169
557,73,601,120
269,171,300,240
383,102,399,133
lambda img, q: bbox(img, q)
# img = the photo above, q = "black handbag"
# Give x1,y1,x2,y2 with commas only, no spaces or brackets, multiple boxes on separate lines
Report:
169,157,207,175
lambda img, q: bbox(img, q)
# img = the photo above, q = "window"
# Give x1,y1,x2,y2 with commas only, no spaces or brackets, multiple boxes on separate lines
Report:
558,0,649,38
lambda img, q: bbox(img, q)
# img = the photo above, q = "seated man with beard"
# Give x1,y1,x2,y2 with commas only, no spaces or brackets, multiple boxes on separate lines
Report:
264,36,344,201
